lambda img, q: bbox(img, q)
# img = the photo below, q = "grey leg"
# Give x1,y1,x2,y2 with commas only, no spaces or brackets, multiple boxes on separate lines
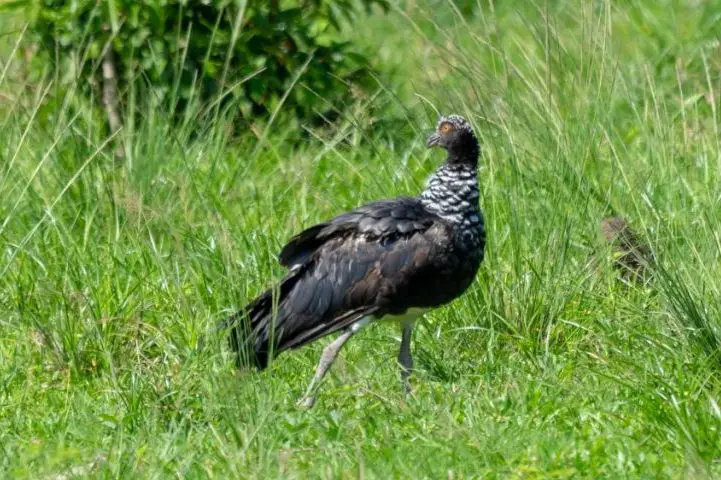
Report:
297,330,355,409
398,322,414,394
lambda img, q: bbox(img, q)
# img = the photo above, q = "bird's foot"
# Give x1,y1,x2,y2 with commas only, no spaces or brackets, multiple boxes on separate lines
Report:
404,386,415,401
296,395,316,409
401,371,413,395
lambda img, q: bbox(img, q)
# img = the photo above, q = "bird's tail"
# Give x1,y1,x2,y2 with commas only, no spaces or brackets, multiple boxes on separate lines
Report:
224,270,304,370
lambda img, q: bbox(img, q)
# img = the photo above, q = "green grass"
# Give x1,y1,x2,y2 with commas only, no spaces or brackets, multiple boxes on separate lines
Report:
3,0,721,477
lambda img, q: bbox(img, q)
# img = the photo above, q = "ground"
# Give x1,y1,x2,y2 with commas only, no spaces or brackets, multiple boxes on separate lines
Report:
2,0,721,478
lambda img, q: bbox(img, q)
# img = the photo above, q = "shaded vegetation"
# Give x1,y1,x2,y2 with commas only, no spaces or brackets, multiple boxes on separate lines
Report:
19,0,387,128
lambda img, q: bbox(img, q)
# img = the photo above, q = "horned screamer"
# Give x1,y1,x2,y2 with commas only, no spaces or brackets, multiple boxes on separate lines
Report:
222,114,485,408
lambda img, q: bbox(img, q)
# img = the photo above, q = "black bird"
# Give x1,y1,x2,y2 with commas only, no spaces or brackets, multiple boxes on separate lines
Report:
225,114,485,408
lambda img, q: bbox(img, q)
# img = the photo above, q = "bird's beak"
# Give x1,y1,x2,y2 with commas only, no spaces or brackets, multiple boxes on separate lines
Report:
426,132,441,148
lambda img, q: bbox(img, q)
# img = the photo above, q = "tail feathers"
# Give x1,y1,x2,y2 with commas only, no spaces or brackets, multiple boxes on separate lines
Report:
228,291,281,370
228,270,304,370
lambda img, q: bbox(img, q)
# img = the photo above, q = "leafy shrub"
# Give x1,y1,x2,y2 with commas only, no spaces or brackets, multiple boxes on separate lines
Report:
23,0,388,125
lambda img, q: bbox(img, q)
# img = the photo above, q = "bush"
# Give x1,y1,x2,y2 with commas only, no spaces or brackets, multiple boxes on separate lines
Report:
23,0,388,127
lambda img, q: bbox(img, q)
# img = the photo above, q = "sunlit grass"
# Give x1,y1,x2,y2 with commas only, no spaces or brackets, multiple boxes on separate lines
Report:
1,0,721,477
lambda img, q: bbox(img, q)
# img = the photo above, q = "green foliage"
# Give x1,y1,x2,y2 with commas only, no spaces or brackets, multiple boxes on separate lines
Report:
6,0,721,477
24,0,387,122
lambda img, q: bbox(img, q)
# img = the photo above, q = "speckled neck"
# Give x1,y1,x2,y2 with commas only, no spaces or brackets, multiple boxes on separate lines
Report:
420,163,482,230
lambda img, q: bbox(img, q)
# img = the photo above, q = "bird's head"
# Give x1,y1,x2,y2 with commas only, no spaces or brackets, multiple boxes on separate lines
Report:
426,114,480,166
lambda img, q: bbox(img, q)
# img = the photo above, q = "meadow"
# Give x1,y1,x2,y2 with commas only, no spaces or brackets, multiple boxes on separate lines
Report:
2,0,721,477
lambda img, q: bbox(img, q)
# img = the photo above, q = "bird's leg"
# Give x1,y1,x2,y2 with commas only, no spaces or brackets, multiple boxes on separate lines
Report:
297,330,355,409
398,322,414,395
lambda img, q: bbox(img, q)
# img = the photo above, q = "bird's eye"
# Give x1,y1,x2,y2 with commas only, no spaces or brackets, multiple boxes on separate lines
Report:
440,123,454,134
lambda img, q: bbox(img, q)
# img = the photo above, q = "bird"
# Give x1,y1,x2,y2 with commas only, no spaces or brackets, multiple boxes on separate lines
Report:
222,114,485,408
599,216,654,284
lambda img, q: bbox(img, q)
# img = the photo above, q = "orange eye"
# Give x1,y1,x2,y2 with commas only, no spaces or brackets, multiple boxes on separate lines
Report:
440,123,453,134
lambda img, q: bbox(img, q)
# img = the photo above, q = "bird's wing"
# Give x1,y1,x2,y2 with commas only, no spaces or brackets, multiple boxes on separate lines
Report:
280,305,381,350
278,197,438,268
268,198,456,351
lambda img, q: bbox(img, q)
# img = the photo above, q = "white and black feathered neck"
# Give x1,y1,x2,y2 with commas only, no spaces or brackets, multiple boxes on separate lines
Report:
420,163,481,228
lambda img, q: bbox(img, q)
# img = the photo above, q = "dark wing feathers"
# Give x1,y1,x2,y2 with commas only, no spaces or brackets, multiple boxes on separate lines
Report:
281,306,380,350
230,197,453,369
276,231,440,351
278,197,436,268
277,223,329,269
